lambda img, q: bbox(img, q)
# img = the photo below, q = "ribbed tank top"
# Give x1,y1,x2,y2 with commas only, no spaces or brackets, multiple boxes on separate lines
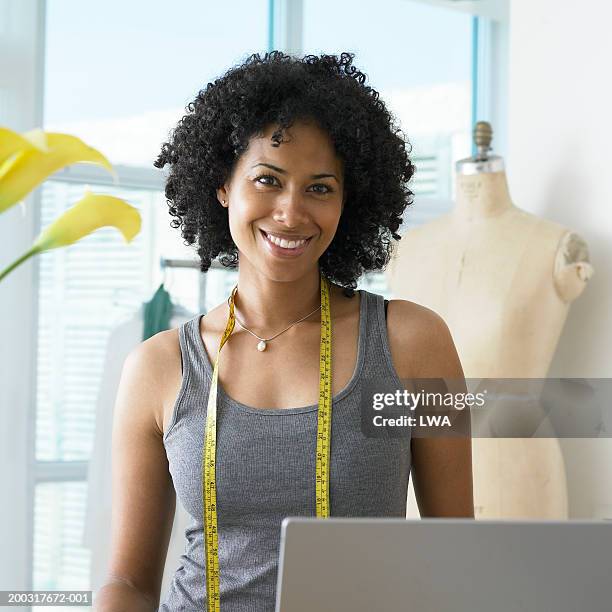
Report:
157,289,412,611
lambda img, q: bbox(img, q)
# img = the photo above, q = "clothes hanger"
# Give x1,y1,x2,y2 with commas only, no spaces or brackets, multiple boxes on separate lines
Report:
149,258,194,333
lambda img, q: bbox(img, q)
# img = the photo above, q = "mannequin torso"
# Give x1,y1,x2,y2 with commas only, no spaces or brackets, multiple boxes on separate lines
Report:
387,170,593,518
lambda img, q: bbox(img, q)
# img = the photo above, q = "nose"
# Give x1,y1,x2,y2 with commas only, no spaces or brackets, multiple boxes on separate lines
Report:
272,186,310,228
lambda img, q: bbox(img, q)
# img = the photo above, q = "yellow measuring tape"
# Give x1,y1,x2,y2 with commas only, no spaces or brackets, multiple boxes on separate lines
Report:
203,271,333,611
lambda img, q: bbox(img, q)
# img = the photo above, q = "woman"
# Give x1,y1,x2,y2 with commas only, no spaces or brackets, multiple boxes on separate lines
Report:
95,51,473,612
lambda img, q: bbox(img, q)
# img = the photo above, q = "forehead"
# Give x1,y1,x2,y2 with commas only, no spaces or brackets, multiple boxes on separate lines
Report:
238,120,342,172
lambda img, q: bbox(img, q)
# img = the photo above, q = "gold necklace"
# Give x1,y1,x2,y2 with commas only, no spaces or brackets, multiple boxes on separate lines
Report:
226,291,322,351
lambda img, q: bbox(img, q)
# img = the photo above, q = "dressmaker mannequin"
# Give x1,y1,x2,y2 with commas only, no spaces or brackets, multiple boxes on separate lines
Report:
387,122,594,518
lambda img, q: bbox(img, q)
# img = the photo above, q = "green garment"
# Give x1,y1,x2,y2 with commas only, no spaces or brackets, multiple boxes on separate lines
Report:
142,283,174,341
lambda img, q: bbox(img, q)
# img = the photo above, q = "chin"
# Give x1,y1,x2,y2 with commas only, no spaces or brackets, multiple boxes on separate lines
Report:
254,259,319,282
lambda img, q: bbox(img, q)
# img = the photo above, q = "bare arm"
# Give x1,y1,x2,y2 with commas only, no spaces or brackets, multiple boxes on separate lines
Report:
95,576,157,612
94,338,177,610
388,301,474,518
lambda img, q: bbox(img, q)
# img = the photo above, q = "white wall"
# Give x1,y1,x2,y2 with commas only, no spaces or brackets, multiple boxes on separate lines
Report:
506,0,612,517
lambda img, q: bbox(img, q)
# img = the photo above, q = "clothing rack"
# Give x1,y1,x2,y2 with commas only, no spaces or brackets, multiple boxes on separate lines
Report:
159,257,229,313
160,257,229,271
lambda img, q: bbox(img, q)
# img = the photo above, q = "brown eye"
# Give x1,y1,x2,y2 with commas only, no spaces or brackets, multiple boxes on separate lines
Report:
255,174,278,186
254,175,332,194
310,184,333,194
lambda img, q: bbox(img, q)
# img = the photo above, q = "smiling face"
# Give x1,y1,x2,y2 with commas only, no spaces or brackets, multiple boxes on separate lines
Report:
216,119,345,282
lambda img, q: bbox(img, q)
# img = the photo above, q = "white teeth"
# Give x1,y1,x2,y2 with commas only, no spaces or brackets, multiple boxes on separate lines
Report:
265,232,307,249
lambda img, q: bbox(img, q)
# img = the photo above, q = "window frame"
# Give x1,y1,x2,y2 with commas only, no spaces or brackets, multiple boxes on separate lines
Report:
0,0,46,594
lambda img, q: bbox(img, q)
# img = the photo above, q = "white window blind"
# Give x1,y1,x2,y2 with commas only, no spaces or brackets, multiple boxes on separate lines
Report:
33,481,90,612
36,180,159,462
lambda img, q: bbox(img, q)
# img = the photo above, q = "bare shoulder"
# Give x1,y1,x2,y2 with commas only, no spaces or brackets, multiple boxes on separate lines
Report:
385,299,464,379
124,327,182,436
147,326,181,366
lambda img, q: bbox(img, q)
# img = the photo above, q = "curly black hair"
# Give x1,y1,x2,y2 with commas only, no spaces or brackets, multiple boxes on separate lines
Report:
154,50,415,293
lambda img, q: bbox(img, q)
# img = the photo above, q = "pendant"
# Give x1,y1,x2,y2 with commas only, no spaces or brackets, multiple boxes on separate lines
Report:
257,340,267,352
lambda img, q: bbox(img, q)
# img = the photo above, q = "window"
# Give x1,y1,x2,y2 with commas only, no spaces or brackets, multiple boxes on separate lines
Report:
44,1,269,168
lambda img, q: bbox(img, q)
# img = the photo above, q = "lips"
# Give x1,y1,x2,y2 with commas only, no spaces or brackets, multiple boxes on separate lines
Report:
259,229,313,258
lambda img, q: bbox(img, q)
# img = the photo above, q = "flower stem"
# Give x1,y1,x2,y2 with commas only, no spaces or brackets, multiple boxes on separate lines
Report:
0,246,39,282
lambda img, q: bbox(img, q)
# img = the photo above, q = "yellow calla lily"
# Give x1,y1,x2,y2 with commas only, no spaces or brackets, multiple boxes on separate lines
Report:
0,129,117,213
21,128,50,151
0,127,39,168
0,191,141,281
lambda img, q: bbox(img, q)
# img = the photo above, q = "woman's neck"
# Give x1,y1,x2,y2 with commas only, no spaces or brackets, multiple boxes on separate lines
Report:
231,266,324,333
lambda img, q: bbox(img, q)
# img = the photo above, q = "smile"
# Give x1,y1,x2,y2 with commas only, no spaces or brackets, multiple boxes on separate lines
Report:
260,230,313,258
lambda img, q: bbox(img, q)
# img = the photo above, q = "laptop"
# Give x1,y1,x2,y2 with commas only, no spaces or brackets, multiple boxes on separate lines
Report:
274,517,612,612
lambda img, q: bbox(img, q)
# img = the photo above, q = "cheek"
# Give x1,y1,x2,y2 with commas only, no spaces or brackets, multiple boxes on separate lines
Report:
226,205,248,244
232,191,269,222
320,204,343,232
227,195,254,222
226,200,266,246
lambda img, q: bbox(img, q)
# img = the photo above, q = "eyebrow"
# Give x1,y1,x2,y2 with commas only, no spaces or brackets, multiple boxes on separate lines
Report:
251,162,339,182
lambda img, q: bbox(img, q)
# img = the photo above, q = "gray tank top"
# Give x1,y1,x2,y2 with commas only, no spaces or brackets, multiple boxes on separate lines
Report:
158,289,411,611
